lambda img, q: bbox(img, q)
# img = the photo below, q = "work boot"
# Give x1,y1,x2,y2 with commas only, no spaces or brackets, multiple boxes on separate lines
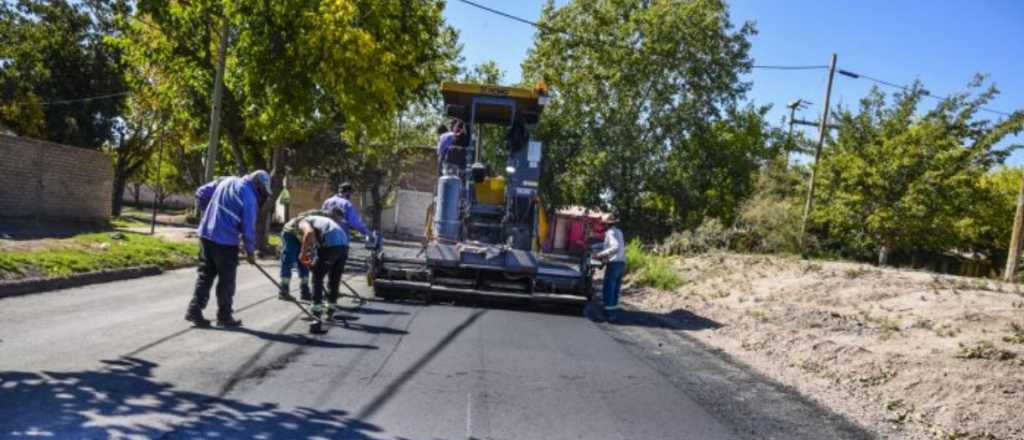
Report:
278,284,293,301
216,315,243,327
299,284,312,302
185,309,211,327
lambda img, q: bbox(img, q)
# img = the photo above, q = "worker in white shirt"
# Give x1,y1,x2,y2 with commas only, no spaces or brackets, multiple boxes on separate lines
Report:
595,214,626,322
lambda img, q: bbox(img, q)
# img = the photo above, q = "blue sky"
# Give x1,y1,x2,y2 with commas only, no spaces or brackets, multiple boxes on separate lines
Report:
443,0,1024,163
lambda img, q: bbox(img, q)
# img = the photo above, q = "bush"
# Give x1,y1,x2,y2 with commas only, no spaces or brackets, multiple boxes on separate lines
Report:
657,218,732,256
736,193,803,254
625,239,685,290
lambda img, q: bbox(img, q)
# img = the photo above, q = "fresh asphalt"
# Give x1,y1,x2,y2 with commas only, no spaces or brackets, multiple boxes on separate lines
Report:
0,260,874,439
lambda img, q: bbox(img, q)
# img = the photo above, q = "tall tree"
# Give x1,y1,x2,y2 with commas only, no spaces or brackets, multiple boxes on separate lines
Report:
0,0,129,148
812,78,1024,263
120,0,459,249
522,0,770,238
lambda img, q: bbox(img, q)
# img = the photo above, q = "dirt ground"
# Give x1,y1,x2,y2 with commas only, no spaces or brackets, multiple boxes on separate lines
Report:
625,252,1024,440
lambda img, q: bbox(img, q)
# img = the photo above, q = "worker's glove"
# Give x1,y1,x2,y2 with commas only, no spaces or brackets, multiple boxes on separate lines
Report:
245,251,257,265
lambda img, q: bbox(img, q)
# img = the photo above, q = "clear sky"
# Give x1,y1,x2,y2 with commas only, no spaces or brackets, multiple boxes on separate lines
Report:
443,0,1024,163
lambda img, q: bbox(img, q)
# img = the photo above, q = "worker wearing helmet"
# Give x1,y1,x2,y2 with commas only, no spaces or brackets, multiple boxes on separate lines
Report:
595,214,626,323
278,208,329,301
296,215,348,320
186,170,272,327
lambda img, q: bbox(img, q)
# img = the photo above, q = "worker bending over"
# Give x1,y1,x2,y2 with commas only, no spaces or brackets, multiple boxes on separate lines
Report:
297,215,348,320
278,208,329,301
595,215,626,323
187,170,272,327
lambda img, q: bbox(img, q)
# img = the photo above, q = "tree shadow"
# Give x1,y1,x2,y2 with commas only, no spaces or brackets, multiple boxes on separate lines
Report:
0,357,386,439
207,326,382,349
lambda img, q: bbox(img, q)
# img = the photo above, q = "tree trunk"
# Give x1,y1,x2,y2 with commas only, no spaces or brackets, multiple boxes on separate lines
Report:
256,145,286,255
111,156,128,217
369,181,383,231
132,183,141,206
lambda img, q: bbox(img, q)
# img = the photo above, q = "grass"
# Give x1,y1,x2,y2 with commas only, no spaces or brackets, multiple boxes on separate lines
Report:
1004,322,1024,345
955,340,1017,361
0,231,198,279
625,239,685,291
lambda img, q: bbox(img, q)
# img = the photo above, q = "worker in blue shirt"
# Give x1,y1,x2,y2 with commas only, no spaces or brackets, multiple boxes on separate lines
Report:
321,182,371,243
186,170,272,327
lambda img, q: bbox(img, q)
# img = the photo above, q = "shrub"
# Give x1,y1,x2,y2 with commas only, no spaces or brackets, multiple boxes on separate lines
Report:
657,218,732,256
736,192,803,254
625,239,685,290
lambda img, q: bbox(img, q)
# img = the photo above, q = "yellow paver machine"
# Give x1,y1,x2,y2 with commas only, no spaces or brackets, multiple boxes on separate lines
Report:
365,81,596,307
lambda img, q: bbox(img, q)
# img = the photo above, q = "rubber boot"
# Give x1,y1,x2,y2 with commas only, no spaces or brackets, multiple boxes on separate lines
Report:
299,283,312,302
185,309,211,327
309,304,326,334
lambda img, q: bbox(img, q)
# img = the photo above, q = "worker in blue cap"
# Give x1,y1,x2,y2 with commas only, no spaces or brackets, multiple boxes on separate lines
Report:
186,170,272,327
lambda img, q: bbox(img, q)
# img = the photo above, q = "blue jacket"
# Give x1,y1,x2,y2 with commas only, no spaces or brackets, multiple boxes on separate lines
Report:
320,194,370,246
196,176,259,254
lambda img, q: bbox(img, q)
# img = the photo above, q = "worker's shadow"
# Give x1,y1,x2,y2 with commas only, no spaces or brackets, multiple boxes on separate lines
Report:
0,357,384,439
610,308,722,331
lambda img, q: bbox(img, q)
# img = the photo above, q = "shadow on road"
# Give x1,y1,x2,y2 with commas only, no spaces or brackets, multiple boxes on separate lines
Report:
209,325,381,349
609,308,723,331
0,357,385,439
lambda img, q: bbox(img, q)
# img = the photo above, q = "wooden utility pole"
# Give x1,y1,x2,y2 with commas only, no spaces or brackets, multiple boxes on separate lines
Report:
203,19,230,183
800,53,838,247
1004,174,1024,281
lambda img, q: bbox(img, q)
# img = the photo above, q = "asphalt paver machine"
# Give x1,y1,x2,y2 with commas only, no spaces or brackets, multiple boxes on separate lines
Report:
366,81,595,307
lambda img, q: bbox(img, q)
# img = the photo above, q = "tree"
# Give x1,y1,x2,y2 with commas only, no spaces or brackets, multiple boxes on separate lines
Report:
0,0,128,148
812,78,1024,263
522,0,770,239
120,0,459,250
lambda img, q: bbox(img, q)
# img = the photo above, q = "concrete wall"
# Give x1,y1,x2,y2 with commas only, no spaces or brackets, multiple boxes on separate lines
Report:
0,134,113,223
122,184,195,210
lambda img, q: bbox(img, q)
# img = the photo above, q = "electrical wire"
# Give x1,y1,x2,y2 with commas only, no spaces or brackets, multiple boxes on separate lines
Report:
839,69,1014,117
42,91,129,106
752,65,829,70
454,0,1018,118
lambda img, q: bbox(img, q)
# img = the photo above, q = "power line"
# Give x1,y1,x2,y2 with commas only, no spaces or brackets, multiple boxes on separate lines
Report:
43,91,129,105
838,69,1014,117
456,0,1018,118
757,64,827,70
455,0,833,72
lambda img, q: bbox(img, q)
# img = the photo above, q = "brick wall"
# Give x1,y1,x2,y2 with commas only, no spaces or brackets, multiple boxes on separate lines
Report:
399,147,438,193
0,134,113,223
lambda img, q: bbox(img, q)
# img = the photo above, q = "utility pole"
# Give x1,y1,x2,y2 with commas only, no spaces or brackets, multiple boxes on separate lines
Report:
800,53,838,247
203,19,230,183
1004,174,1024,281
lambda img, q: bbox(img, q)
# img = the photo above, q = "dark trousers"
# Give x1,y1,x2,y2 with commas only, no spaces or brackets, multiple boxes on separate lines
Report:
188,238,239,319
312,245,349,306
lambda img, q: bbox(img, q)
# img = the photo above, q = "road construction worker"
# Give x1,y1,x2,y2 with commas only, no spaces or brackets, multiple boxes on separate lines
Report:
195,175,227,216
296,215,349,320
278,208,329,301
595,214,626,323
186,170,272,327
321,182,371,242
436,119,467,176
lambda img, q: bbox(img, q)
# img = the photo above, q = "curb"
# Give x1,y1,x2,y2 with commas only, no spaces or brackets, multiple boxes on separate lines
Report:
0,266,165,299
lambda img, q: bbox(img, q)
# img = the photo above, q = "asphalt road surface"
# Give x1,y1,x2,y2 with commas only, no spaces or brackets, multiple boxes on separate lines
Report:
0,260,873,440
